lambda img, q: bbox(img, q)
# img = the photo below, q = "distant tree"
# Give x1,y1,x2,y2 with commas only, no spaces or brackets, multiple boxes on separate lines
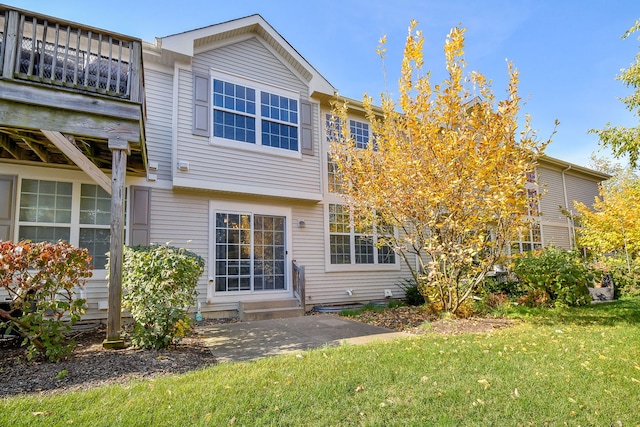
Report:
329,21,547,314
589,153,638,191
589,19,640,168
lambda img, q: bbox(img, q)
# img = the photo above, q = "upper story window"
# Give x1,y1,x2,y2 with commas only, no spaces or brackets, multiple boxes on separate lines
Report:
350,120,370,149
212,75,299,152
526,188,540,217
325,115,372,193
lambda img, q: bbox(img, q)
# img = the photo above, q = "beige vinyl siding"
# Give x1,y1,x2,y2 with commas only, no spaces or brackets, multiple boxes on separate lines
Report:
174,38,322,195
83,187,212,319
145,69,174,182
537,166,567,224
194,37,307,93
305,265,413,308
148,188,210,302
565,174,599,211
542,224,571,250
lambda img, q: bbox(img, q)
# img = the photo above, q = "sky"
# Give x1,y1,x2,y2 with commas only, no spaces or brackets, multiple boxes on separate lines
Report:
6,0,639,168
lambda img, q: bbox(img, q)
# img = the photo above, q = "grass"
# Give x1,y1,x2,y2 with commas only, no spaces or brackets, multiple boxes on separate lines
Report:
2,298,640,426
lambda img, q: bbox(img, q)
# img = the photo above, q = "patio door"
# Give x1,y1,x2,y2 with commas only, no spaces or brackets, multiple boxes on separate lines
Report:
214,212,286,293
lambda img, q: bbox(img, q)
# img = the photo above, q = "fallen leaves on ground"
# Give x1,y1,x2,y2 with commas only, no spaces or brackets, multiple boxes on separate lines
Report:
343,305,515,335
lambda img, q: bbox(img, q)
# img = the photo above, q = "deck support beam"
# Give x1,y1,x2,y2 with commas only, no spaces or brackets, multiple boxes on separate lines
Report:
103,138,130,349
41,130,112,194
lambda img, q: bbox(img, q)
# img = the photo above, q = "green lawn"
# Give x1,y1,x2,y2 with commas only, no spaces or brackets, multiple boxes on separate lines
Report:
2,299,639,426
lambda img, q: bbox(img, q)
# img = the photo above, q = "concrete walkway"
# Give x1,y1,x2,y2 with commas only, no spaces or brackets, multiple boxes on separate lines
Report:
197,314,408,362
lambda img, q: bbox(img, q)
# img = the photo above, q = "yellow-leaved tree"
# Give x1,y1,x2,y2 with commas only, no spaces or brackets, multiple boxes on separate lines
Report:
329,21,548,313
574,173,640,260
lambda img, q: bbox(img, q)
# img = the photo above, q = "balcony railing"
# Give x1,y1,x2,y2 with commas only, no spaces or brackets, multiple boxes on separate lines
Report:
0,6,143,102
292,260,306,307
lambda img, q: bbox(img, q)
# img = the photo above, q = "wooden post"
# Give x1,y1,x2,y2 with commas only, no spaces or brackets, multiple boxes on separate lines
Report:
2,11,19,78
103,138,129,349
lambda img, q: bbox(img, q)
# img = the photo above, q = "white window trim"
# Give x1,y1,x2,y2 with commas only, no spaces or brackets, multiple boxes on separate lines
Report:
209,69,303,159
324,202,401,273
207,200,293,303
13,175,130,280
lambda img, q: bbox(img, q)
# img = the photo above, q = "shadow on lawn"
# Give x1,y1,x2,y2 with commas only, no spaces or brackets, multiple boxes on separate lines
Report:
513,298,640,327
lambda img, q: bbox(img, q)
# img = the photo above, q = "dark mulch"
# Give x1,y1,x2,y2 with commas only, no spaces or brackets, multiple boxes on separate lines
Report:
0,322,219,397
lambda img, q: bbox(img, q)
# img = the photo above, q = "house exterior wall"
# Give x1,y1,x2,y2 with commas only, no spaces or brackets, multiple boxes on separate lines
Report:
536,160,605,250
565,173,600,211
0,11,610,321
172,37,323,199
145,67,175,182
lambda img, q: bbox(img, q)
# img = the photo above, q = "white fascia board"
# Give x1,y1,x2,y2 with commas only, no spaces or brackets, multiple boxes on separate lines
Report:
159,15,264,57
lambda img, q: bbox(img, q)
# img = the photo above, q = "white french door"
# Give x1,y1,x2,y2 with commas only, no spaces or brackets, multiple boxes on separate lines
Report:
214,212,286,293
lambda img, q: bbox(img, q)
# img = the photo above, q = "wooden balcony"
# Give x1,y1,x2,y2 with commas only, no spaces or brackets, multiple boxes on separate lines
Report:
0,4,146,174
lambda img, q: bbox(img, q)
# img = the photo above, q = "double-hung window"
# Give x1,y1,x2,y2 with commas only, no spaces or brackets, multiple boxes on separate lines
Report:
350,119,370,149
510,170,542,253
326,115,373,194
328,203,396,265
511,223,542,254
18,179,112,269
212,74,299,152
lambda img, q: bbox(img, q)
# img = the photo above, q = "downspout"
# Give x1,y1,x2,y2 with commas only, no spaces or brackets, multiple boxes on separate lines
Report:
561,165,574,249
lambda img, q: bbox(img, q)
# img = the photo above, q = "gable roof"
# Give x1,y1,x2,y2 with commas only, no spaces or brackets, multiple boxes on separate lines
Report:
157,14,335,97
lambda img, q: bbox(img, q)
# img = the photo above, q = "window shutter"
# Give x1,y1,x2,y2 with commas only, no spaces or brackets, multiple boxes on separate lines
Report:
0,175,16,241
129,186,151,246
300,100,314,155
192,73,210,136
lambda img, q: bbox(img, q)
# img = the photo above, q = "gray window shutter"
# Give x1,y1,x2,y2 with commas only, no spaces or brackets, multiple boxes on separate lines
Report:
0,175,16,241
300,100,314,155
193,73,210,136
129,186,151,246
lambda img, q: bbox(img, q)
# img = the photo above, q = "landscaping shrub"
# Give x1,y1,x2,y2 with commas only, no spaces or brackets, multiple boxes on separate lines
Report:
117,245,204,350
0,240,90,361
483,292,509,309
595,255,640,298
479,276,525,298
397,278,426,306
511,245,592,308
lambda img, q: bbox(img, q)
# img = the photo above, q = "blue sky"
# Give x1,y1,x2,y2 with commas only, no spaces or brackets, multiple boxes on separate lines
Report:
7,1,639,168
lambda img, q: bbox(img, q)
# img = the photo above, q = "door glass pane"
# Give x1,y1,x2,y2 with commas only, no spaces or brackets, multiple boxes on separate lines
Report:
254,214,286,291
214,212,252,292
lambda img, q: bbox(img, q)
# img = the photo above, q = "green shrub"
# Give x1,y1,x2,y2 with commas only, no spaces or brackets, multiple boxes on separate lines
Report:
397,278,426,306
596,255,640,298
479,276,525,298
511,246,592,308
0,240,90,361
116,245,204,350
